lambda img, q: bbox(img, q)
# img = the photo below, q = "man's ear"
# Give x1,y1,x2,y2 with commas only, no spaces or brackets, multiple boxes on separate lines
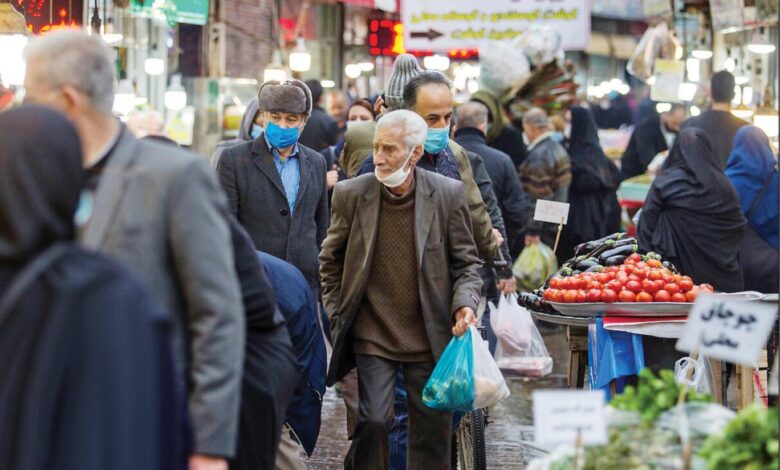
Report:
410,144,424,165
478,122,487,134
60,85,82,118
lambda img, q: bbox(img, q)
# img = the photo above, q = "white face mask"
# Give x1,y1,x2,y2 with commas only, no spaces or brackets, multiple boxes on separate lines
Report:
375,146,415,188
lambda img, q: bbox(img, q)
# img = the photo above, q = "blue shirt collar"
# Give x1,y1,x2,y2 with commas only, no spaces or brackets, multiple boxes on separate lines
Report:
264,134,300,161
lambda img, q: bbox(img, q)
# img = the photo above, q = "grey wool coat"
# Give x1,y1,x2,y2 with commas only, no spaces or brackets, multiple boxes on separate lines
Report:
319,168,483,386
217,138,329,289
81,127,245,457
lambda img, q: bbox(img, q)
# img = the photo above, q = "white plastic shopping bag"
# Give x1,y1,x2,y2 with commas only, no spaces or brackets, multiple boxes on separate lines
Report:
470,325,510,409
494,304,553,378
489,293,532,354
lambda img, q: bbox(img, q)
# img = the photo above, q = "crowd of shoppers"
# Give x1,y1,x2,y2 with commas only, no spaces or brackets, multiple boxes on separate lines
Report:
1,29,777,470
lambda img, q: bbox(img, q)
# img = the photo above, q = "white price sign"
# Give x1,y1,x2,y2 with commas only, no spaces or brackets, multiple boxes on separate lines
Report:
534,200,570,225
676,294,777,366
533,390,607,447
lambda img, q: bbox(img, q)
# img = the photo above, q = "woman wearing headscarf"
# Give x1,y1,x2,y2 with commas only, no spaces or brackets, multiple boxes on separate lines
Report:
639,128,746,292
0,106,186,470
725,126,779,293
558,106,621,262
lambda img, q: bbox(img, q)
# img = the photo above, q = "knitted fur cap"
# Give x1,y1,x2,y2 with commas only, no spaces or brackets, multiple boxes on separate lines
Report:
257,79,313,117
385,54,424,108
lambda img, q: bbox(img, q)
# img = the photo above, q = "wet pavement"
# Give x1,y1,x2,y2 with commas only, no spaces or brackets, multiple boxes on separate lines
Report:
308,324,570,469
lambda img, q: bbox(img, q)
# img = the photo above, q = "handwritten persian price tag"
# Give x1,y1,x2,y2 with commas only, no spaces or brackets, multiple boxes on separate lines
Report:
533,390,607,446
533,200,570,225
676,293,777,365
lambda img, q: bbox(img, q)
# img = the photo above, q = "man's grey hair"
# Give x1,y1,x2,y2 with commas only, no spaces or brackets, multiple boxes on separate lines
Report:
402,71,452,110
456,102,489,129
375,109,427,152
522,107,550,129
24,30,116,115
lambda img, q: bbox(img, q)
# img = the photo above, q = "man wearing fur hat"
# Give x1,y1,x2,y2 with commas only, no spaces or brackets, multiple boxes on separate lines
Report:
217,80,329,292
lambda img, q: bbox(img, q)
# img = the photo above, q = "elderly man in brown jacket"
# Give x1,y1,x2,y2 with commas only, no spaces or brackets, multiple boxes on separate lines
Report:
320,110,482,469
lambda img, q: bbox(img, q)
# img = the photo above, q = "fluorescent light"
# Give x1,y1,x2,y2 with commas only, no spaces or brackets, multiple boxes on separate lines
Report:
344,64,362,79
358,62,375,72
423,55,450,71
656,102,672,113
263,67,287,83
289,37,311,73
678,82,697,102
321,80,336,88
747,43,776,54
690,106,700,116
732,86,742,106
724,57,736,72
467,78,479,94
144,58,165,76
610,78,623,89
735,75,749,85
646,76,656,86
686,58,700,82
691,49,713,60
742,86,753,106
102,33,124,45
114,79,136,115
164,75,187,111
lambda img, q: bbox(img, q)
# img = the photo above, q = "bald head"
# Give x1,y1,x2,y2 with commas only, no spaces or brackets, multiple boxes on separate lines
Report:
456,102,489,132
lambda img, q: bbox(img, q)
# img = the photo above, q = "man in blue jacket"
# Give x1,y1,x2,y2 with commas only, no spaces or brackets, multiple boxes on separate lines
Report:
259,252,327,469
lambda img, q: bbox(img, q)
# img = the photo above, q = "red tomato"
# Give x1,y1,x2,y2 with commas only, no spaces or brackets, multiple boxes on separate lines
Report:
664,283,681,295
635,261,648,269
634,268,648,279
671,293,687,303
607,266,620,273
552,289,565,303
642,279,660,294
619,290,637,302
589,281,603,290
543,289,555,301
622,265,635,274
587,289,602,302
549,277,561,289
626,280,643,294
647,259,662,268
596,272,610,284
679,278,694,292
654,279,667,291
606,280,623,292
563,290,578,303
628,274,641,282
561,277,574,290
636,292,654,302
648,269,664,281
654,290,672,302
685,289,698,302
601,289,618,303
576,290,588,303
662,273,674,284
628,253,642,263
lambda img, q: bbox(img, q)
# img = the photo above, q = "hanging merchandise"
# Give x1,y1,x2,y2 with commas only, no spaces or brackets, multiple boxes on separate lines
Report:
626,22,681,81
478,41,531,96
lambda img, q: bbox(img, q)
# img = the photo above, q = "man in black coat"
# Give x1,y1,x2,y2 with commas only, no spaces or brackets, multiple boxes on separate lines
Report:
455,101,527,259
620,103,685,180
681,70,748,168
217,79,330,292
299,79,340,152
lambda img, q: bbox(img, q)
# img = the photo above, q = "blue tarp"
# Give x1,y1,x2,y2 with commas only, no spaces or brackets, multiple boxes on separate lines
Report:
588,317,645,398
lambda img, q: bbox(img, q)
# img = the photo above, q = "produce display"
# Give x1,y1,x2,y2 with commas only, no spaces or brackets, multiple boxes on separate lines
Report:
610,368,711,424
699,404,779,470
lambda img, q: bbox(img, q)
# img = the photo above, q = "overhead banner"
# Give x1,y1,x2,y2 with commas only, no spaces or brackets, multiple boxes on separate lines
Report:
131,0,209,26
401,0,590,51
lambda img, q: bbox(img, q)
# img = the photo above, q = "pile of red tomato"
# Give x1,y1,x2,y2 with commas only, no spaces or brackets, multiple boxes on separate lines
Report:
543,253,714,304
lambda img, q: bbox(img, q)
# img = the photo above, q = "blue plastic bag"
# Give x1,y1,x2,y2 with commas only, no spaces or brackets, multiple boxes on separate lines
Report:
422,328,475,412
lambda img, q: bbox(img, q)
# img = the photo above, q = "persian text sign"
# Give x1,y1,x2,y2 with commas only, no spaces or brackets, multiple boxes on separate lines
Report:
534,200,570,225
400,0,590,51
533,390,607,446
676,294,777,366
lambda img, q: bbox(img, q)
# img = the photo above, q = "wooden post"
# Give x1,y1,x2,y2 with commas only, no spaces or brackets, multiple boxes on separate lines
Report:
737,365,755,409
552,216,564,254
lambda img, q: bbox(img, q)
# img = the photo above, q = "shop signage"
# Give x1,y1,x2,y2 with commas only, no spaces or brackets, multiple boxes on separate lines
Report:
400,0,590,52
676,294,777,366
650,59,684,103
533,390,607,447
131,0,209,26
11,0,82,34
710,0,744,32
534,200,570,225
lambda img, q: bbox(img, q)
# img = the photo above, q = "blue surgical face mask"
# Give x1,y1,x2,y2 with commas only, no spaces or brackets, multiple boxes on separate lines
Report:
265,121,301,149
250,123,263,139
424,127,450,154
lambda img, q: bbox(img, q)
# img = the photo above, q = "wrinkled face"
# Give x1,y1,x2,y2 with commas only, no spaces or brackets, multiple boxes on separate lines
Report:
328,93,348,120
348,105,373,122
412,83,453,129
373,126,417,178
663,109,685,133
265,111,306,129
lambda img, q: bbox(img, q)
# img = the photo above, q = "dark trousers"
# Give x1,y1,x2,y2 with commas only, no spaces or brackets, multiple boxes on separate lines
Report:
345,355,452,470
